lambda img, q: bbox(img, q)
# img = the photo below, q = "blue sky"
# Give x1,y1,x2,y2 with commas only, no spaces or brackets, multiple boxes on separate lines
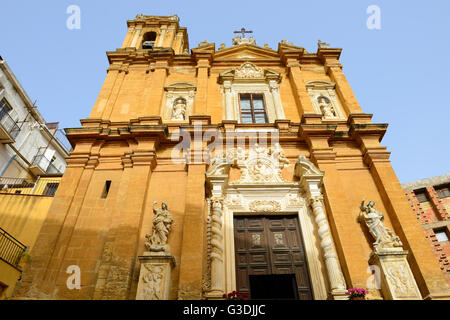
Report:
1,1,449,183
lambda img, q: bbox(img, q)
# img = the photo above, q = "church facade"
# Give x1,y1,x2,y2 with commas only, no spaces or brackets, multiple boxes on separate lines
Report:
14,14,449,300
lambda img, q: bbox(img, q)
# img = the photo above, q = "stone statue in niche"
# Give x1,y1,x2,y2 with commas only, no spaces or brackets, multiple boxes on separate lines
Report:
145,201,174,252
171,98,187,121
359,199,403,252
318,96,337,118
142,264,163,300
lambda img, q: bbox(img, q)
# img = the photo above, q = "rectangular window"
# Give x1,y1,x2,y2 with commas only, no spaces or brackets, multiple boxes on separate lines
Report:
43,183,59,196
101,180,112,199
414,190,428,203
434,228,449,242
0,98,12,111
435,185,450,199
239,93,268,124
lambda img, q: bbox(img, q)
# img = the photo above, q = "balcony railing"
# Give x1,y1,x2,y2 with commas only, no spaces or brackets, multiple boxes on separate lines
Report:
0,105,20,143
0,227,27,270
30,147,62,176
0,177,61,196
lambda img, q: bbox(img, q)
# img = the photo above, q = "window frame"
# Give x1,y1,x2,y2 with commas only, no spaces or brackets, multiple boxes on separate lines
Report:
434,228,450,243
435,184,450,199
238,93,269,124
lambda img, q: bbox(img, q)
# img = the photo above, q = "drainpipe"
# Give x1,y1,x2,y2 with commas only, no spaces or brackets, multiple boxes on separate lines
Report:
30,176,40,195
0,154,16,177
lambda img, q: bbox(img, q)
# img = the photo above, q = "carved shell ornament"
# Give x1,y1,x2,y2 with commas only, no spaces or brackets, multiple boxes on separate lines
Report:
235,62,264,79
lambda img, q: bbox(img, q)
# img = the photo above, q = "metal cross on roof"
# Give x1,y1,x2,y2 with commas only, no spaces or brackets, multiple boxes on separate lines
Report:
234,27,253,38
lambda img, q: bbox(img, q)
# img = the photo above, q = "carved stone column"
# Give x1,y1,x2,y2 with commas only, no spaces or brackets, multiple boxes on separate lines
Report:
269,80,285,119
207,198,225,296
295,156,348,300
309,196,347,299
223,81,234,120
156,25,167,47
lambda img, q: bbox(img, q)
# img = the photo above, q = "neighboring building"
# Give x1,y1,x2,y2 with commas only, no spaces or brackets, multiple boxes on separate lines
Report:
11,15,450,300
0,57,70,179
0,57,70,299
403,174,450,284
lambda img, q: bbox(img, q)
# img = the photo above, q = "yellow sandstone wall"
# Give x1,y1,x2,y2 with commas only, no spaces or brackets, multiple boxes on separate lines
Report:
0,194,54,299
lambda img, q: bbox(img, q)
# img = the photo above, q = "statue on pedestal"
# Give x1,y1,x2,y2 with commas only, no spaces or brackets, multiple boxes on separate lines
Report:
359,199,403,252
145,201,174,252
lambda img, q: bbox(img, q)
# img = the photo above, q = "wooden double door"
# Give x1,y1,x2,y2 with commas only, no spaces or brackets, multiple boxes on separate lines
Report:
234,215,313,300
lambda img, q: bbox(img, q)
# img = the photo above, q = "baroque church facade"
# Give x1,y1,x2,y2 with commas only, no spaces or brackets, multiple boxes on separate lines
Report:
14,14,449,300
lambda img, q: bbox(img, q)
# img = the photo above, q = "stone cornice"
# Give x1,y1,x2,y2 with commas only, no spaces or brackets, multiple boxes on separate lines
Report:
106,47,175,66
348,123,388,142
317,48,343,68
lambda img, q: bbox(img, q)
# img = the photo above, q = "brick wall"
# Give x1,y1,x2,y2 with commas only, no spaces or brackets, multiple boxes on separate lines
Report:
405,187,450,284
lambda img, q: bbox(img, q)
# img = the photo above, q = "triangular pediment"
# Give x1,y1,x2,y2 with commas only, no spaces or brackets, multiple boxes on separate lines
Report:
214,44,280,61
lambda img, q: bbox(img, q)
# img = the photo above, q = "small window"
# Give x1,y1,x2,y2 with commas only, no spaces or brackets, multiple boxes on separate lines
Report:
0,98,12,111
101,181,112,199
435,185,450,199
142,32,157,49
414,190,428,203
239,93,268,124
434,228,449,242
43,183,59,196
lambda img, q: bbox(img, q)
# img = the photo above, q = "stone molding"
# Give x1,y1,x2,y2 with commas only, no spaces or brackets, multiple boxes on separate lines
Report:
204,145,348,300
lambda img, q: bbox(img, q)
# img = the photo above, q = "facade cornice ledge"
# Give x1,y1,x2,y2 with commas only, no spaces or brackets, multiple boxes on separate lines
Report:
348,123,388,142
317,48,342,64
298,123,337,139
107,48,174,65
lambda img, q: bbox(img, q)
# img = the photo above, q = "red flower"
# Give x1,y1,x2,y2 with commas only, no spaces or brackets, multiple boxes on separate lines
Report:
222,293,227,298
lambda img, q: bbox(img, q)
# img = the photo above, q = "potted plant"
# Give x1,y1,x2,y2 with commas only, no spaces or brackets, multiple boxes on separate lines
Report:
346,287,368,300
223,291,249,300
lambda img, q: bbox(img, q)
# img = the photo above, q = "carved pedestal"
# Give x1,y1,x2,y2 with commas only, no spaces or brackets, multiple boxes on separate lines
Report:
136,250,176,300
369,249,422,300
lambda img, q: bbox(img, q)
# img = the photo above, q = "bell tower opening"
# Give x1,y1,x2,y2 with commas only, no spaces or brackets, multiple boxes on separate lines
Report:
142,32,157,49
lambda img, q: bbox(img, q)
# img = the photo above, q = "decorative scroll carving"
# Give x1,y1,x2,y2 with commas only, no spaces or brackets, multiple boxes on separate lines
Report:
359,200,403,252
295,155,324,176
145,201,174,252
235,62,264,78
248,200,281,212
232,35,256,46
208,143,290,184
237,143,289,183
